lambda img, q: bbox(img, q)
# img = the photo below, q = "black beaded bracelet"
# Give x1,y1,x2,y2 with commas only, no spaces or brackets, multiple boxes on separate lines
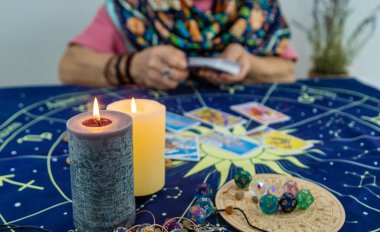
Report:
125,52,137,84
114,54,126,86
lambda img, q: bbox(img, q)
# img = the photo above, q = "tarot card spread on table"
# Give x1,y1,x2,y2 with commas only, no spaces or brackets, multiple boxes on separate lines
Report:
231,102,290,124
185,107,246,129
248,128,313,154
201,132,260,156
165,133,200,161
166,111,200,132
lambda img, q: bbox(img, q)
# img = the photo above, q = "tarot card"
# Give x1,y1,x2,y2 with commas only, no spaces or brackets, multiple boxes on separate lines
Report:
168,154,201,162
201,132,260,156
165,133,200,161
263,130,313,154
166,112,200,132
247,128,273,142
185,107,246,129
188,57,241,75
231,102,290,124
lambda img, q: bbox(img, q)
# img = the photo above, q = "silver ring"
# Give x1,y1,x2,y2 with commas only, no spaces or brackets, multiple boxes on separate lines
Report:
161,67,172,80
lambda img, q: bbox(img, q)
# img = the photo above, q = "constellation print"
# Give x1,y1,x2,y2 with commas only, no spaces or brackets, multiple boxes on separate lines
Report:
0,79,380,231
344,171,380,199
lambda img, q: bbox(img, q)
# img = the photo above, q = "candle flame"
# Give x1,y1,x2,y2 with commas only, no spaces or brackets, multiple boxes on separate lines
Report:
93,98,101,120
131,98,137,113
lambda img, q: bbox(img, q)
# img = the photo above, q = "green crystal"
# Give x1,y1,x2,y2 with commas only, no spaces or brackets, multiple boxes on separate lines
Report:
296,189,314,209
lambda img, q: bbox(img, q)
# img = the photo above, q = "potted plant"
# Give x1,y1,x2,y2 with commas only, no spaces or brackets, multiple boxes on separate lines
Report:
294,0,380,78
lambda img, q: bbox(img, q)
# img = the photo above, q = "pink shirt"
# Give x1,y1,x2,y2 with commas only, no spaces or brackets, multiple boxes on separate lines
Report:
72,1,297,60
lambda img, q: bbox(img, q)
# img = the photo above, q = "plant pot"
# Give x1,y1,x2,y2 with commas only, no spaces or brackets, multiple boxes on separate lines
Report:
308,71,350,79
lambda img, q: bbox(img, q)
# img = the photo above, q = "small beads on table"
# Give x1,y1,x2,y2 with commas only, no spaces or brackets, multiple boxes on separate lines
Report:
235,190,245,201
225,206,234,215
296,189,314,209
279,193,298,213
188,205,207,224
259,194,279,215
252,195,259,204
195,182,214,199
234,170,252,189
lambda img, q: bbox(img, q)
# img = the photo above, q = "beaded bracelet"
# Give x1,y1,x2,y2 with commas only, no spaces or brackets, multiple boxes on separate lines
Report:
125,52,137,84
114,54,126,86
104,53,136,86
103,55,116,86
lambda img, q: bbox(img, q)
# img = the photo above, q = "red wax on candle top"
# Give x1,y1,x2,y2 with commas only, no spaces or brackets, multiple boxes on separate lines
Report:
82,118,112,127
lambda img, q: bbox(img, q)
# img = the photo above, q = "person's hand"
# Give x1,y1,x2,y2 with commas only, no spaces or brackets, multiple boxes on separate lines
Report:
130,45,189,90
198,43,251,85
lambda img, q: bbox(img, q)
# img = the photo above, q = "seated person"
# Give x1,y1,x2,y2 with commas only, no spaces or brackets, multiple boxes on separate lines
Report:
59,0,297,89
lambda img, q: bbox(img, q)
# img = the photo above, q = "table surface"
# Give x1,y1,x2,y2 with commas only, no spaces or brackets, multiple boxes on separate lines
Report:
0,78,379,231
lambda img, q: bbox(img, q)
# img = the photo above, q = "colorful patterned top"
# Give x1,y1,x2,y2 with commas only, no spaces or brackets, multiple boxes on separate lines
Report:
72,0,297,59
105,0,291,57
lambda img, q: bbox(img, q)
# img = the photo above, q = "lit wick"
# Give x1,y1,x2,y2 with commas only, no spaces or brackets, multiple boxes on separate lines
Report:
82,98,112,127
131,97,137,113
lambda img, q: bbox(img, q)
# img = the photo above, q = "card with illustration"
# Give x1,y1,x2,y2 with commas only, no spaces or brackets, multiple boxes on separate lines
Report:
247,128,272,142
201,132,260,156
230,102,290,124
165,133,200,161
248,128,313,153
264,130,313,153
185,107,246,129
168,154,200,162
166,112,200,132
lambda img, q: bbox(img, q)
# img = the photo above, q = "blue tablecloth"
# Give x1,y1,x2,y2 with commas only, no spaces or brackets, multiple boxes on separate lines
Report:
0,78,379,231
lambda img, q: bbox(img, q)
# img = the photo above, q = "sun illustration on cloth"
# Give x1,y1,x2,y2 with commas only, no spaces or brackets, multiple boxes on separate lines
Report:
181,124,322,188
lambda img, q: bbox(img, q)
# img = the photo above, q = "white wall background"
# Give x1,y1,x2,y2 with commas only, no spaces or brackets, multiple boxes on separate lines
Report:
0,0,379,88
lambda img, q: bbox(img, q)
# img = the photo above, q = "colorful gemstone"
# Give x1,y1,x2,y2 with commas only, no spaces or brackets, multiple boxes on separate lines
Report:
234,170,252,189
281,180,299,196
266,185,276,195
195,182,214,199
164,219,182,231
195,197,215,217
252,179,266,195
279,193,298,213
259,194,279,215
296,189,314,209
188,205,207,224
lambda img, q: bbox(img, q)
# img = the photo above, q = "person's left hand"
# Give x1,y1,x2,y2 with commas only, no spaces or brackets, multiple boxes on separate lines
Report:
198,43,251,85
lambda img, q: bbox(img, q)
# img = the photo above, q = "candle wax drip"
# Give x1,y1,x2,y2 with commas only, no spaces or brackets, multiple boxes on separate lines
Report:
82,118,112,127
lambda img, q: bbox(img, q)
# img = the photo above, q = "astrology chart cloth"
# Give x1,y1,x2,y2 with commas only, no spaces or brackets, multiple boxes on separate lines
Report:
0,78,380,231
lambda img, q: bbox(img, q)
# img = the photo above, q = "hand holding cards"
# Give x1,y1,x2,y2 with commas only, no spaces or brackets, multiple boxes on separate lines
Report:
188,57,241,76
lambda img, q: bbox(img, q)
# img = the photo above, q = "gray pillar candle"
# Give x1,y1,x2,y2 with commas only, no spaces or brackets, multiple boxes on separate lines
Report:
67,110,135,232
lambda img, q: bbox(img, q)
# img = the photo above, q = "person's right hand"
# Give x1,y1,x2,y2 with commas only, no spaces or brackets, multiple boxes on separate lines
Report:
130,45,189,90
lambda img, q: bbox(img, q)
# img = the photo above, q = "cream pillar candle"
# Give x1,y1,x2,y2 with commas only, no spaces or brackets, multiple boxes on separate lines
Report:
107,98,165,196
